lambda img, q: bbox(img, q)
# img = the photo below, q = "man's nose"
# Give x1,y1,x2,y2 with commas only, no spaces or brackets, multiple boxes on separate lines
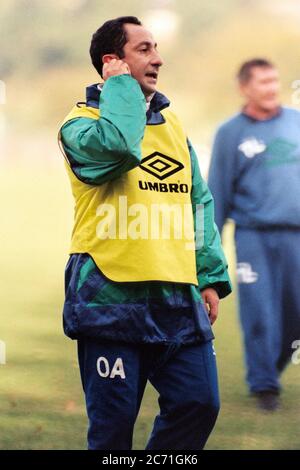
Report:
270,79,280,92
151,50,163,67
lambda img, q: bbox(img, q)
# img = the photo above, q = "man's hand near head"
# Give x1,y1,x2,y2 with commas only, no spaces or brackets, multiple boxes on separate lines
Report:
201,288,220,325
103,59,131,81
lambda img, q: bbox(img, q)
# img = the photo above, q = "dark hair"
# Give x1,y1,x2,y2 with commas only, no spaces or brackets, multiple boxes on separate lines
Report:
237,58,275,84
90,16,142,77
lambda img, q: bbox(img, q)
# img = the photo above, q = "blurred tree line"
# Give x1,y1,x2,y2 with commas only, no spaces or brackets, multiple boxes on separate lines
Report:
1,0,300,147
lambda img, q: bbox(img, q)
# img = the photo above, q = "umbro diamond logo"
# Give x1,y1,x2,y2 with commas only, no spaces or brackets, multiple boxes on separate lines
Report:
140,152,184,180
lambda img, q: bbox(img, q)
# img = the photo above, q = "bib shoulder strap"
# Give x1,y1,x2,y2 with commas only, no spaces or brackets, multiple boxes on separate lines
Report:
60,104,100,128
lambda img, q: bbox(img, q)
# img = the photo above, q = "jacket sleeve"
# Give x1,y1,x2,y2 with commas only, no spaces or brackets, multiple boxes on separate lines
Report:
60,74,146,185
208,126,236,233
188,140,232,299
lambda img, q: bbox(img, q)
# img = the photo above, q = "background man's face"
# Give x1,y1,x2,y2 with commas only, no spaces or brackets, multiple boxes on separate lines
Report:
122,23,163,97
240,66,280,112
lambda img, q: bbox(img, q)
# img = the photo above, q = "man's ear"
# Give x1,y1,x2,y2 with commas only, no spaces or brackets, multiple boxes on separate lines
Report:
102,54,120,64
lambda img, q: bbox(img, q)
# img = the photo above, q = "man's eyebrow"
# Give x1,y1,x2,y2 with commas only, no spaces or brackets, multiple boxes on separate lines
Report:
135,40,157,48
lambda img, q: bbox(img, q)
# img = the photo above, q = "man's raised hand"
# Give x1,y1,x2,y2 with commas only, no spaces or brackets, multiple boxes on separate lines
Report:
103,59,131,80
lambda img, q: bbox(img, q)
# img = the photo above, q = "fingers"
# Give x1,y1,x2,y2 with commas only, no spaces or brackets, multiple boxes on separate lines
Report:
103,59,130,81
201,288,220,325
208,301,219,325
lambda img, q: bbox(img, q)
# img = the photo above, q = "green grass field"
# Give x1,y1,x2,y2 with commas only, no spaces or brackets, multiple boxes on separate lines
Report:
0,162,299,450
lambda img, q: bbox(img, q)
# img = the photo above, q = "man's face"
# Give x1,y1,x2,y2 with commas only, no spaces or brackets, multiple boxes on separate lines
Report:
122,23,163,97
240,66,280,112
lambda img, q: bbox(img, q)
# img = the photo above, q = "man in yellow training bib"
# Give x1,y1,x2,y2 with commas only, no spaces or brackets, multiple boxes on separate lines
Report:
58,15,231,450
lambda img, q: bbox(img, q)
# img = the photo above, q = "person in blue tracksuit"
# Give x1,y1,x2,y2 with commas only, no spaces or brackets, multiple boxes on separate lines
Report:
59,16,231,449
208,58,300,411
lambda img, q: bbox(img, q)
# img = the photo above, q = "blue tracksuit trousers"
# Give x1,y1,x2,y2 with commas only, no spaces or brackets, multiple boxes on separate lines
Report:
235,227,300,393
77,338,219,450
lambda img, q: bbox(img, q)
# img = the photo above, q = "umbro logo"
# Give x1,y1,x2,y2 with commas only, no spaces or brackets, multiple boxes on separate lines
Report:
140,152,184,180
238,138,266,158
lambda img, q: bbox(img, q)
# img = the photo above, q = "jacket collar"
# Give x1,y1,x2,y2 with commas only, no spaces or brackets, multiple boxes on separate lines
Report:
84,83,170,125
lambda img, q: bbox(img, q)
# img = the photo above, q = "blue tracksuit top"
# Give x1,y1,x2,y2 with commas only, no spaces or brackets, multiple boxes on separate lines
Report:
208,107,300,232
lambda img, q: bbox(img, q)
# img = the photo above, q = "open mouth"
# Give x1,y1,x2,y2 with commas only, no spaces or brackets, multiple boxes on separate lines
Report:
145,72,158,80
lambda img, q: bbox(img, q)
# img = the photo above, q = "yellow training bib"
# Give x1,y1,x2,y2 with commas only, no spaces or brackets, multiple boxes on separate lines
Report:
59,104,198,284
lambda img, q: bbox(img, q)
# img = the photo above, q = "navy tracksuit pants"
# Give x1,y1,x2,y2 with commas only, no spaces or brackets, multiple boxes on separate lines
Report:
235,227,300,393
77,338,219,450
